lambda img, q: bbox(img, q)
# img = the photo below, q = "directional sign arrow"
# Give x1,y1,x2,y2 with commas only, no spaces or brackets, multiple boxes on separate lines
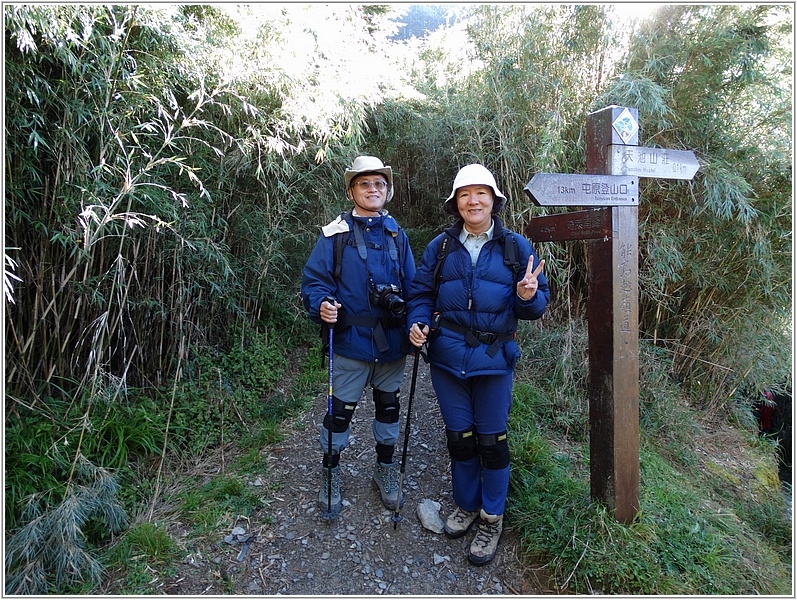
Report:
607,145,699,180
524,173,638,207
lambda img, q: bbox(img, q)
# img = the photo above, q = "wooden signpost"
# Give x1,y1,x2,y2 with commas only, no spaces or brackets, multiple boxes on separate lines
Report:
524,105,699,524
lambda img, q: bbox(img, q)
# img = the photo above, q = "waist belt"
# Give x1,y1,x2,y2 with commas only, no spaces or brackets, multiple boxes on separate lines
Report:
338,314,405,354
437,317,514,358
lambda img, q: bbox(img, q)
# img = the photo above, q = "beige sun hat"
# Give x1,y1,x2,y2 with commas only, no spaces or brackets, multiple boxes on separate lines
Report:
444,164,507,216
344,156,394,202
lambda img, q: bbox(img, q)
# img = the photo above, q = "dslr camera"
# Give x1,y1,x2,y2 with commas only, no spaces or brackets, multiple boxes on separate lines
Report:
369,282,405,316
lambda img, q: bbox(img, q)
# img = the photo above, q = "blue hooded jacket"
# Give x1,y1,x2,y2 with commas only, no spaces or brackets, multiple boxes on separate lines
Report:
301,211,416,363
406,217,549,378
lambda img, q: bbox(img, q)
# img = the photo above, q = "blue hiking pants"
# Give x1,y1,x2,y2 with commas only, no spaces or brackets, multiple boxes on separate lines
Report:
430,365,514,516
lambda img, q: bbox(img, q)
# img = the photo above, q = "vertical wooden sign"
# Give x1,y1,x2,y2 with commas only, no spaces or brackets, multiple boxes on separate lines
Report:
526,105,698,523
585,106,640,524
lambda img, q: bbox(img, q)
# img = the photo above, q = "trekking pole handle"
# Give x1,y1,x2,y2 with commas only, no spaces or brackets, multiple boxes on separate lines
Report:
322,295,338,314
410,322,428,349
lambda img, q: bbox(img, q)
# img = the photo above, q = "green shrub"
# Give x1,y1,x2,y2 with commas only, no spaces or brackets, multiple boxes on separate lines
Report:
5,393,166,530
107,521,180,566
170,326,290,455
104,521,180,594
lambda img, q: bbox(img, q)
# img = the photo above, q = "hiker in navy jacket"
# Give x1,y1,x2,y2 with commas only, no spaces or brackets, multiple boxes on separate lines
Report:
406,164,549,565
301,156,416,519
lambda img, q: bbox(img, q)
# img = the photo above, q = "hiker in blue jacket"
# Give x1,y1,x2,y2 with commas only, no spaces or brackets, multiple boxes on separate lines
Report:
301,156,416,519
406,163,549,565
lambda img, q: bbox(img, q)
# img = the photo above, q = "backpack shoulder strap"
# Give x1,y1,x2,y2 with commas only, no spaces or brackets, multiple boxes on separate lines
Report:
432,232,453,295
502,230,523,278
331,211,354,280
333,212,405,281
389,228,406,281
333,228,345,279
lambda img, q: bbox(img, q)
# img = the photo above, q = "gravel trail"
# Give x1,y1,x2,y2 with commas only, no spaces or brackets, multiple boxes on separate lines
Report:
160,354,551,595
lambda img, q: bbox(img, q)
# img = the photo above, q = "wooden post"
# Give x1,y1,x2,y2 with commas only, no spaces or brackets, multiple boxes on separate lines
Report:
525,106,698,524
585,106,640,523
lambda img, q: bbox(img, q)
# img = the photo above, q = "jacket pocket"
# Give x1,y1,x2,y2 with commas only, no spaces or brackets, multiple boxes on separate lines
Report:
503,341,520,371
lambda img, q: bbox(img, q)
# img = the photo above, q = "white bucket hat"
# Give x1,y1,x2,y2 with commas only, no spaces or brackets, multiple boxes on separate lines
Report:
444,164,507,216
344,156,394,202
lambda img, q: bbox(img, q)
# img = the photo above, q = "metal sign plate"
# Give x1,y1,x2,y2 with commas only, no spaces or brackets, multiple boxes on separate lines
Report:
612,107,639,144
608,145,699,180
524,173,638,207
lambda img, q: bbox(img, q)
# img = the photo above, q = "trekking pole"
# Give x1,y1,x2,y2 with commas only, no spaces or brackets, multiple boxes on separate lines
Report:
392,325,426,529
323,296,336,518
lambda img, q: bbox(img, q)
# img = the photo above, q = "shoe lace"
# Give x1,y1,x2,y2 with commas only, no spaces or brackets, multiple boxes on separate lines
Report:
382,464,400,493
325,469,340,496
452,508,476,526
472,520,501,550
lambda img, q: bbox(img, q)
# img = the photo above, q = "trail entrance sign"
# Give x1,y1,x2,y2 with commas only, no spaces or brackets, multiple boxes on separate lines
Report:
524,105,699,524
525,174,638,206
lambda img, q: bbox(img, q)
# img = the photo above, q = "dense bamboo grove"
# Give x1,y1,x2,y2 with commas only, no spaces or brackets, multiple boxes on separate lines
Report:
371,4,792,404
4,4,792,594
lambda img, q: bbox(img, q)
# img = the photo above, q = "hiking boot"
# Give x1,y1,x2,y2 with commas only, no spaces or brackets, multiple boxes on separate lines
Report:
468,509,503,565
318,465,341,519
444,506,480,539
372,461,404,510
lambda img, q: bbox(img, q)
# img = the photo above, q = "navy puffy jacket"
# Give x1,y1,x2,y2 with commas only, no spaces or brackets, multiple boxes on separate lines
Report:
406,217,549,378
301,211,416,363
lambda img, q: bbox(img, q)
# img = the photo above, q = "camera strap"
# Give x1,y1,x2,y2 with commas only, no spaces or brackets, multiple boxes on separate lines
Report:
350,216,369,261
335,314,397,354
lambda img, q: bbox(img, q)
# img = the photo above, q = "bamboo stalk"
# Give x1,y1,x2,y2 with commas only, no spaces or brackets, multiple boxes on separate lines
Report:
157,248,167,384
21,270,42,374
149,260,187,520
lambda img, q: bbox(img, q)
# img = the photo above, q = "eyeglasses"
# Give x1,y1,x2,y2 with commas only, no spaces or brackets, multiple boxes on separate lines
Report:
352,180,388,191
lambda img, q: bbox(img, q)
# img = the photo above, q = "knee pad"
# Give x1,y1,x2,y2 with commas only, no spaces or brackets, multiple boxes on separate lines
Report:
373,389,400,424
478,431,510,470
446,427,478,462
323,396,357,433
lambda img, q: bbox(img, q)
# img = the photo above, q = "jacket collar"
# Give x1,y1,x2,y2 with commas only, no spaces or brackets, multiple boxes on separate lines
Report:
446,216,504,240
346,209,399,234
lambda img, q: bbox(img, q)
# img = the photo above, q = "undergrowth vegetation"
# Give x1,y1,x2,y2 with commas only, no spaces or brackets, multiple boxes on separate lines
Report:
5,319,321,593
508,319,791,594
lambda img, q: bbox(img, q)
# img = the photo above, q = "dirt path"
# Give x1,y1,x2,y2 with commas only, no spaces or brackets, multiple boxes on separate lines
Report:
159,354,551,595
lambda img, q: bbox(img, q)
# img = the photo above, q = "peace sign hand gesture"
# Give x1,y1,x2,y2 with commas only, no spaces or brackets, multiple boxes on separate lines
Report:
517,256,545,301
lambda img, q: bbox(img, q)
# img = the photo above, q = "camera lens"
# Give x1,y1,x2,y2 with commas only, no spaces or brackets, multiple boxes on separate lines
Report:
386,294,405,315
